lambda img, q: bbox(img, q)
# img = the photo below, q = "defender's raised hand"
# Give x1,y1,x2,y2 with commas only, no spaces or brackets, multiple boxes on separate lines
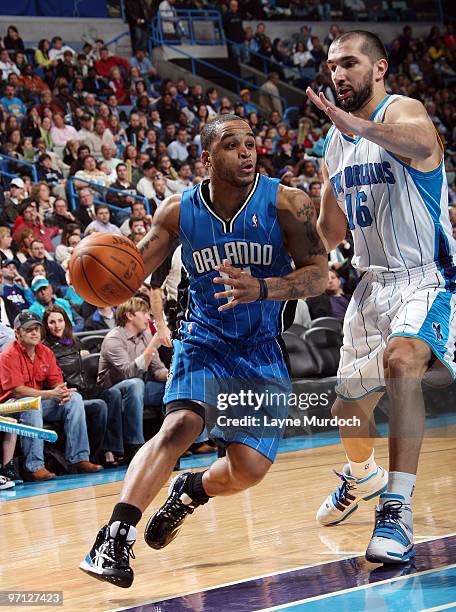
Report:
306,87,364,137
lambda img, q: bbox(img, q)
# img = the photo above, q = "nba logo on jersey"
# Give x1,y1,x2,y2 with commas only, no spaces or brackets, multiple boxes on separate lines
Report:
252,213,258,228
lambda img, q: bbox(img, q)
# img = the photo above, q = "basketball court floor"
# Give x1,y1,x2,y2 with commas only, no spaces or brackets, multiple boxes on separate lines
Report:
1,416,455,612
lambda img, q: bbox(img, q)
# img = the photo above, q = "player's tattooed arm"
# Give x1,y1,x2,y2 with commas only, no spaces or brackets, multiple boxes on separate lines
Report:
212,188,327,311
138,194,181,278
272,186,328,299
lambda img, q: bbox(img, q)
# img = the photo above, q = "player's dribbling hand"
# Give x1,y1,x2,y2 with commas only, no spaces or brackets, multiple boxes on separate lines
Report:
305,87,364,137
213,260,262,311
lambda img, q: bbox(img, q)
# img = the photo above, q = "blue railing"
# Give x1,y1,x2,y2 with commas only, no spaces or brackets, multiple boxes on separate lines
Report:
151,10,225,46
225,38,302,81
152,39,288,111
68,177,150,215
283,106,300,127
0,154,38,183
104,31,130,50
0,170,27,191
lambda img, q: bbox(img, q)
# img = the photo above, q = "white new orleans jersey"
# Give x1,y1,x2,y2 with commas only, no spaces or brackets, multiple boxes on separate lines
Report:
324,94,456,275
324,94,456,399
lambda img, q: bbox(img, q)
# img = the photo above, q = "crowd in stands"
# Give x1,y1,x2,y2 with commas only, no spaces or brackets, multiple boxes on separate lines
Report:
166,0,433,22
0,19,454,488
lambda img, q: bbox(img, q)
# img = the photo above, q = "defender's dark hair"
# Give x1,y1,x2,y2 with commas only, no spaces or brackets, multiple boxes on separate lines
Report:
332,30,388,63
201,114,250,151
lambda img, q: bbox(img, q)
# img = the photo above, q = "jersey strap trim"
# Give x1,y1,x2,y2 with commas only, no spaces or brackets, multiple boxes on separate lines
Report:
385,149,443,179
198,173,260,234
323,125,336,162
370,94,392,121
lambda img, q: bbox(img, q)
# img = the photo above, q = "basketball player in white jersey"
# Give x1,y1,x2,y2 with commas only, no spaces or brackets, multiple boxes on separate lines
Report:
307,30,456,563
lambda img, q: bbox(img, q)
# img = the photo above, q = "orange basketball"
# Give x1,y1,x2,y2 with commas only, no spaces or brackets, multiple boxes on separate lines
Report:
69,233,145,307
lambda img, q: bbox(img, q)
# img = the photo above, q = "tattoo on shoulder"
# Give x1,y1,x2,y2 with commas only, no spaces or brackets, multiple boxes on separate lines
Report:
296,202,315,221
138,233,159,254
303,220,326,256
295,201,326,256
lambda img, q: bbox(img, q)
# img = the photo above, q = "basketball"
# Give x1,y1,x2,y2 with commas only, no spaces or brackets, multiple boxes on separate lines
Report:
69,233,145,307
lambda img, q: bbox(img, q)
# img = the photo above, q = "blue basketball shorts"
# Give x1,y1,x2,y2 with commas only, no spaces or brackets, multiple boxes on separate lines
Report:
164,328,291,462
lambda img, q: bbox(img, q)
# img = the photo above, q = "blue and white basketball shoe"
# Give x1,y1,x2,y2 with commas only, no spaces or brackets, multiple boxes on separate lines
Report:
366,494,415,563
316,464,388,526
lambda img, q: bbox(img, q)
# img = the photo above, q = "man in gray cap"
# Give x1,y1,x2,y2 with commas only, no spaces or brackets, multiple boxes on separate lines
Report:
0,310,102,481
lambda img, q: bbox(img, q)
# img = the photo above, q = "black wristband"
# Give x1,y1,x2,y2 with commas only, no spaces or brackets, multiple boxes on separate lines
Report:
257,278,269,301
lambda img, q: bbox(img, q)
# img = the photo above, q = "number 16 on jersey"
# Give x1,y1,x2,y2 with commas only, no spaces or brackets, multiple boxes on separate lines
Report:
345,190,373,229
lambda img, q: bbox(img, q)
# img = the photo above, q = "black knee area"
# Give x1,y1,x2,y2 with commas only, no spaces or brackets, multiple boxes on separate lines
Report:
160,403,206,450
165,400,207,434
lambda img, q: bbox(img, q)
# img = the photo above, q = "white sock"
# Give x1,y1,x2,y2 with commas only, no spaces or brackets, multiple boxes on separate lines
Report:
386,471,416,504
348,450,377,480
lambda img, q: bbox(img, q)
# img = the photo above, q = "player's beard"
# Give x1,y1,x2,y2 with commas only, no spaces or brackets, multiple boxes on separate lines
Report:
339,68,374,112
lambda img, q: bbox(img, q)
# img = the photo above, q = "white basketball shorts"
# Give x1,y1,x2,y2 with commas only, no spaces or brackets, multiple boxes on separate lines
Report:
336,260,456,400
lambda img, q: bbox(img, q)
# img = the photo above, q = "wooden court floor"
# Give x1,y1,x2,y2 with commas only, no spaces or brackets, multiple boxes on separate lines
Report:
0,428,455,612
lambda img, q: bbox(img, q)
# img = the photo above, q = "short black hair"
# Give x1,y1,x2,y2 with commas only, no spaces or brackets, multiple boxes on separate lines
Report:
331,30,388,63
95,204,109,213
201,114,250,151
129,215,144,229
143,161,155,171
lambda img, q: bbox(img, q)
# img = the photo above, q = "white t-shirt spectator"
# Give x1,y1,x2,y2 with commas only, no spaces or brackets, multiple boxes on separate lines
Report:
166,178,191,194
75,169,112,188
167,140,190,163
158,0,178,34
83,130,116,158
136,177,156,200
49,45,76,62
85,219,122,234
0,59,20,80
103,156,123,173
50,124,80,147
293,50,313,67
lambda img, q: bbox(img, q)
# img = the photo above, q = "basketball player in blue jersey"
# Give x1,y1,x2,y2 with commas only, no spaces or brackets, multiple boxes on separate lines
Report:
80,114,328,588
307,30,456,564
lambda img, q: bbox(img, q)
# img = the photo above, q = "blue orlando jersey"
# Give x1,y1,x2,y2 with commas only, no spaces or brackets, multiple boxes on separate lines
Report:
179,174,293,343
